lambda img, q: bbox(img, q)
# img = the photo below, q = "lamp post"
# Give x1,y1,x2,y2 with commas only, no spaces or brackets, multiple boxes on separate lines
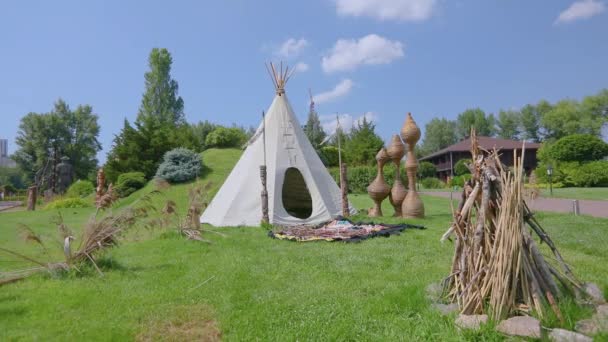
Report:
546,164,553,197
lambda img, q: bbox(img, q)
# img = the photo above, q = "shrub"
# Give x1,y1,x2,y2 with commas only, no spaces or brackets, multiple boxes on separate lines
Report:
66,180,95,198
116,172,147,197
421,177,445,189
46,197,91,209
454,158,471,176
318,146,339,167
450,174,471,187
547,134,608,163
155,148,202,183
329,163,408,193
418,161,437,179
565,161,608,187
2,183,17,194
204,127,247,148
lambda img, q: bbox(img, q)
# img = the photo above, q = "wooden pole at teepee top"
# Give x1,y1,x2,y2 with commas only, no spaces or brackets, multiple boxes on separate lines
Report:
260,111,269,224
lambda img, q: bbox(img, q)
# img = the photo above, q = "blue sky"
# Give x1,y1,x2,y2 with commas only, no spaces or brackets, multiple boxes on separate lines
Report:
1,0,607,162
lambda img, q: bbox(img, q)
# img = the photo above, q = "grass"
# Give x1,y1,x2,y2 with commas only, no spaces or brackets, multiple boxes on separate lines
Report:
0,148,607,340
539,187,608,201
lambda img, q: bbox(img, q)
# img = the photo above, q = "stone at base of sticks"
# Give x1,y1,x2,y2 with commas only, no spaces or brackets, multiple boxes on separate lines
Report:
496,316,541,339
432,303,459,316
455,314,488,330
425,282,443,301
575,304,608,336
582,282,606,305
548,328,592,342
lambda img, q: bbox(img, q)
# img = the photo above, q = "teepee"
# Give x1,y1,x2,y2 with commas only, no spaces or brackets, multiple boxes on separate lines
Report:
200,63,355,227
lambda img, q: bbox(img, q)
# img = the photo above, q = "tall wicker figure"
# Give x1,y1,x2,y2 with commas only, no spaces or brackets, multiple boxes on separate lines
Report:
400,113,425,218
367,148,390,217
387,135,406,216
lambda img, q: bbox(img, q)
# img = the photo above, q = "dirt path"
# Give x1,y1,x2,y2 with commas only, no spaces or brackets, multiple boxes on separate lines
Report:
0,201,23,212
421,192,608,218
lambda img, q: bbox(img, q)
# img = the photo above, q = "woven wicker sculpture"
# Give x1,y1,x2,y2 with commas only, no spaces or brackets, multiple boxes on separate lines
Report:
400,113,425,218
367,148,391,217
386,134,406,216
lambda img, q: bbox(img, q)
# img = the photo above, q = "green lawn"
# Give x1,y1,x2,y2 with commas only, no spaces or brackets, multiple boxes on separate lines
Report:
1,148,607,341
539,187,608,201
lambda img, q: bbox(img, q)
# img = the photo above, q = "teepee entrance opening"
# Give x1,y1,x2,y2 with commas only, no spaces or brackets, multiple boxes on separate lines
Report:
281,167,313,219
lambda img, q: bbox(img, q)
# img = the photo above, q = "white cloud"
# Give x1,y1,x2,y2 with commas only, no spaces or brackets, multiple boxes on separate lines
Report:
335,0,437,21
276,38,309,58
555,0,605,24
322,34,404,73
313,79,354,104
320,112,378,134
294,62,309,73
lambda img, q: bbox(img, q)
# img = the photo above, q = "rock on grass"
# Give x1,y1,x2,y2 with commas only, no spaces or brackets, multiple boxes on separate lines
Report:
496,316,540,338
455,314,488,330
549,328,592,342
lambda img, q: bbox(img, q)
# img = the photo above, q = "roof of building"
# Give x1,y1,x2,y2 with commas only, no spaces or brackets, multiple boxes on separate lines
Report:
421,136,541,160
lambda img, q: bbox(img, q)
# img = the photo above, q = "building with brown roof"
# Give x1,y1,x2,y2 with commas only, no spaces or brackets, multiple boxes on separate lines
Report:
420,136,541,180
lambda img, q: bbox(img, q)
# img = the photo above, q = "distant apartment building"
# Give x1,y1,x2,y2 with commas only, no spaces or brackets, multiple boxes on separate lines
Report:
0,139,17,168
0,139,7,158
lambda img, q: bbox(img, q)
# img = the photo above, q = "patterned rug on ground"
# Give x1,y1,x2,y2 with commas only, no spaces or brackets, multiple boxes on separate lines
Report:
268,217,425,242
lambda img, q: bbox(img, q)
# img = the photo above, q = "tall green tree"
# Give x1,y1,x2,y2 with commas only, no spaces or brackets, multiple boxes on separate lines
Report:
104,120,143,183
343,117,384,166
105,48,189,180
303,97,326,149
541,99,602,141
496,110,520,139
13,99,101,185
520,104,542,142
420,118,457,156
456,108,495,139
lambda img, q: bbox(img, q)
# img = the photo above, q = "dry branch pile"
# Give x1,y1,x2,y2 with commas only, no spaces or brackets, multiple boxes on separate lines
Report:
0,189,155,283
443,130,582,320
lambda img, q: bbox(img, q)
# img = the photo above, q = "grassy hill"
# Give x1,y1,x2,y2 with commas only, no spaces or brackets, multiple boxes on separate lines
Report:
0,148,607,340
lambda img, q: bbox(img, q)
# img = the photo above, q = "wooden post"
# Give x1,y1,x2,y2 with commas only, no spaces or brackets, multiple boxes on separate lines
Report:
27,185,37,211
260,165,269,224
95,168,106,206
340,163,349,217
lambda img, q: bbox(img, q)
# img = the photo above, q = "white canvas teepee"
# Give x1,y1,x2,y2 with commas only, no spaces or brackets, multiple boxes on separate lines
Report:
200,64,355,227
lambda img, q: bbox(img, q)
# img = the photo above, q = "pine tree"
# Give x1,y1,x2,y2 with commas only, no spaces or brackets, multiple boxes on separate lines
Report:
105,48,188,180
343,116,384,166
303,94,326,149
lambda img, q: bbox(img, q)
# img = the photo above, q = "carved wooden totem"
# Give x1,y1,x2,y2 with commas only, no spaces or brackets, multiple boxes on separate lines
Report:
367,148,391,217
386,134,406,217
400,113,425,218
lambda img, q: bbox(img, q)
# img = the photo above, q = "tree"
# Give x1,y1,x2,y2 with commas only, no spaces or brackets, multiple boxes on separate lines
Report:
520,104,541,142
420,118,457,156
204,126,248,148
343,117,384,166
105,48,188,180
191,120,218,151
581,89,608,120
418,161,437,178
547,134,608,163
541,99,602,140
303,97,326,149
13,99,101,186
104,120,142,183
456,108,495,139
496,110,520,139
454,158,472,176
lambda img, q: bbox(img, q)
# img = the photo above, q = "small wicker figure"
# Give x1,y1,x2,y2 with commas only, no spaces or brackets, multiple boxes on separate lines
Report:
367,148,391,217
400,113,425,218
